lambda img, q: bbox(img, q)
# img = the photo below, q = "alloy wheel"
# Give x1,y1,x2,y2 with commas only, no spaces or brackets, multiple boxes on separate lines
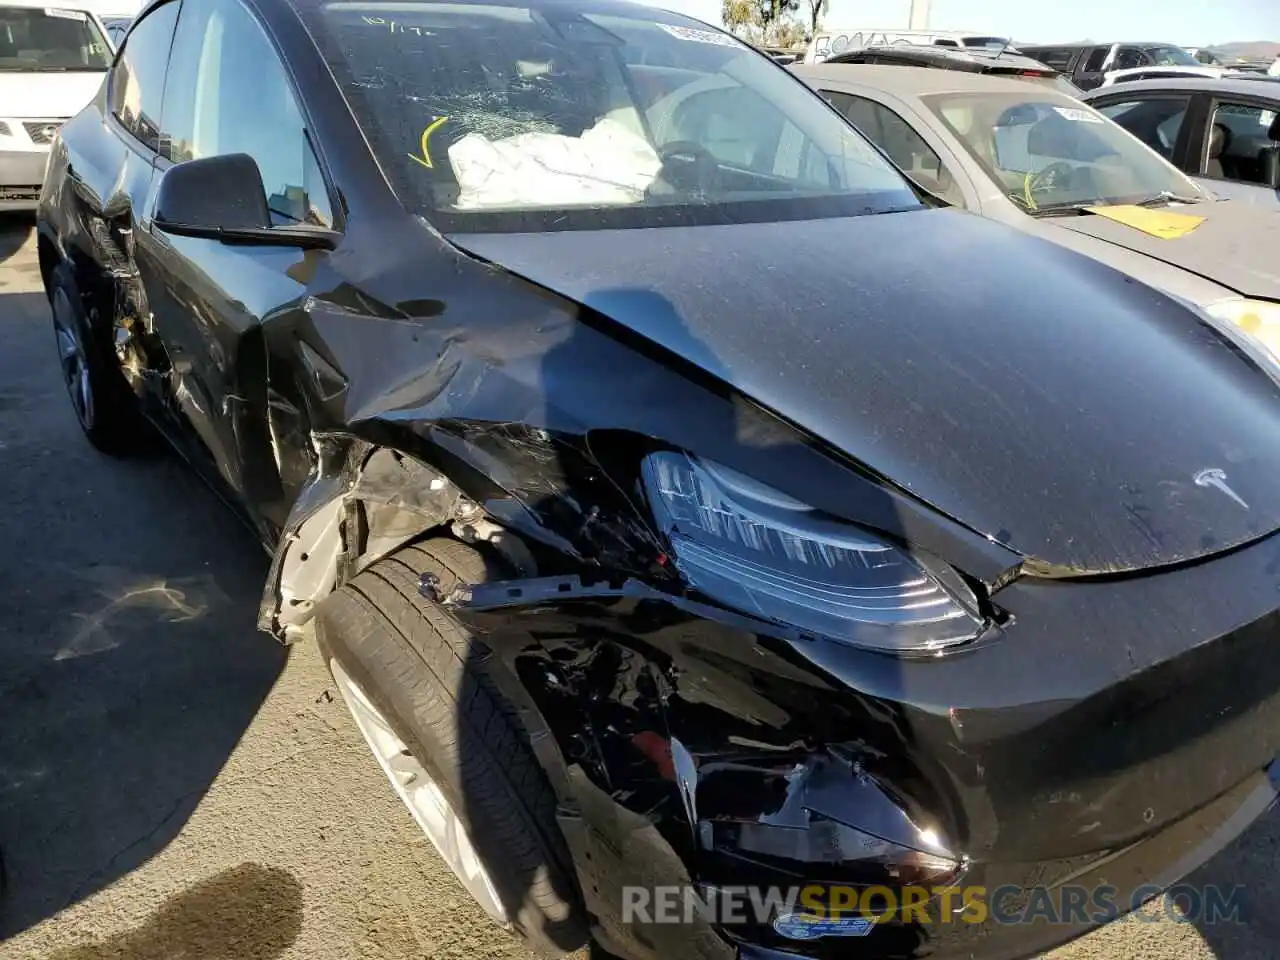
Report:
52,287,94,431
330,658,509,925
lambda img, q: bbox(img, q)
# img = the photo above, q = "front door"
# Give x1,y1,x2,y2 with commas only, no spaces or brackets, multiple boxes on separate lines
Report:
141,0,339,541
62,0,179,449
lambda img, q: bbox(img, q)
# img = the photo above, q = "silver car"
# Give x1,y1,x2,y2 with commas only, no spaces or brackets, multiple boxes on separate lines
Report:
792,63,1280,360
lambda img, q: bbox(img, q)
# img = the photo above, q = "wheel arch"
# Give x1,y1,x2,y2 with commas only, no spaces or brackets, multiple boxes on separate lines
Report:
259,434,542,642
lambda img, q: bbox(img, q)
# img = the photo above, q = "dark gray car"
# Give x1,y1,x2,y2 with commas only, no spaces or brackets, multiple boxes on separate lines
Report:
1019,41,1207,91
1083,76,1280,207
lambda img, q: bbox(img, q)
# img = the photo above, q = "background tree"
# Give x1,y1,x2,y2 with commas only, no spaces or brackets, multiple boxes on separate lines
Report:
758,0,800,34
772,18,808,48
804,0,828,38
721,0,760,40
722,0,800,43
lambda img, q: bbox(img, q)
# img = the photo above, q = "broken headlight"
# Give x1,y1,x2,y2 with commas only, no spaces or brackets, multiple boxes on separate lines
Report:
641,452,984,654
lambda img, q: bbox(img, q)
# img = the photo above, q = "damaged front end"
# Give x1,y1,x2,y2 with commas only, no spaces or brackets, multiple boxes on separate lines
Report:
427,570,971,960
248,324,1280,960
422,526,1280,960
243,214,1280,960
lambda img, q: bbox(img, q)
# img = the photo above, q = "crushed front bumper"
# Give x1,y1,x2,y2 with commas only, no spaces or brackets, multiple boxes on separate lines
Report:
737,760,1279,960
436,527,1280,960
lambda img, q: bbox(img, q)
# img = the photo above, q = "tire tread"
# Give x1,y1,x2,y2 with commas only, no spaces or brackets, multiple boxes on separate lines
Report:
316,537,585,956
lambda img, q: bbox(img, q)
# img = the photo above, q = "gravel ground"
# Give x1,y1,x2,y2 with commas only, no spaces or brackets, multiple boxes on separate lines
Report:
0,216,1276,960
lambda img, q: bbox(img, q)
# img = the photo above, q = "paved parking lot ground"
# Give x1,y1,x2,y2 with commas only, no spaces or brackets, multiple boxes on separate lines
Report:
0,216,1277,960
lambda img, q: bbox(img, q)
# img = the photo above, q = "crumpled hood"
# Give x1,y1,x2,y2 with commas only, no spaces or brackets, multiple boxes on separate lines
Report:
1051,199,1280,301
454,208,1280,574
0,72,104,120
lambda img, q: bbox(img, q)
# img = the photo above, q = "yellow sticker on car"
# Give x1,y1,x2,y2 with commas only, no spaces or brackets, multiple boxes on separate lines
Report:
1084,205,1207,240
408,116,450,171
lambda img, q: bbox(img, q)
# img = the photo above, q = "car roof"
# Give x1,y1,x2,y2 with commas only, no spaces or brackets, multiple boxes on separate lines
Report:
794,63,1070,98
814,27,1000,37
829,47,1053,72
1084,75,1280,98
1023,41,1179,48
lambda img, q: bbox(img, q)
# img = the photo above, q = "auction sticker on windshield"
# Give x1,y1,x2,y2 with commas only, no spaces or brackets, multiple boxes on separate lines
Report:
658,24,742,47
1053,106,1103,124
44,6,87,17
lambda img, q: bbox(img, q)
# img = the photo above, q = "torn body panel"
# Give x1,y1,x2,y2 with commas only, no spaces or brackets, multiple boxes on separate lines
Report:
253,211,1031,637
259,442,469,637
433,536,1280,958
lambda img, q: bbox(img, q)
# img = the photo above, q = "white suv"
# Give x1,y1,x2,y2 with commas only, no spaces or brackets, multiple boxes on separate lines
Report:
0,0,111,211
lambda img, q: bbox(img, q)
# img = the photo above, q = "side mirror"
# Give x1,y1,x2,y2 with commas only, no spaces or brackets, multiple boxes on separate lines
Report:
153,153,338,250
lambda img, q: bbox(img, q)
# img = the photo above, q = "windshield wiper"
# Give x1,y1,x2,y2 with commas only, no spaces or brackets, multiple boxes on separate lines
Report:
1014,197,1097,217
1021,192,1203,217
1133,190,1203,207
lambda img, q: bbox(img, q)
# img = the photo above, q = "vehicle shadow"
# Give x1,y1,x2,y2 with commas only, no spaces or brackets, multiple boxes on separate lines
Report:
0,215,35,265
42,862,303,960
0,288,286,938
1189,808,1280,959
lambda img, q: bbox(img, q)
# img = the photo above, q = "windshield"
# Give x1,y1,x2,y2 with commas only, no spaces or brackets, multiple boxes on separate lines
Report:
924,91,1203,211
1142,45,1200,67
307,1,918,233
0,5,110,71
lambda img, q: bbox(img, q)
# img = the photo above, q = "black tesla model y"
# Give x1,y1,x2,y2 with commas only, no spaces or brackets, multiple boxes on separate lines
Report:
36,0,1280,958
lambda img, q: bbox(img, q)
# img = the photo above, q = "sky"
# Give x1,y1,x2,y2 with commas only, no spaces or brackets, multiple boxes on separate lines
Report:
651,0,1280,47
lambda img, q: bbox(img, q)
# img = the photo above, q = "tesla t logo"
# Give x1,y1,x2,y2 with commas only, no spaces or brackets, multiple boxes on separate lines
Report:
1194,468,1249,510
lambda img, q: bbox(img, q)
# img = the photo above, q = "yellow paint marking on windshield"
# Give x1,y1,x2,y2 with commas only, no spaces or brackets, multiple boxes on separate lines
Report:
408,117,450,170
1084,205,1206,240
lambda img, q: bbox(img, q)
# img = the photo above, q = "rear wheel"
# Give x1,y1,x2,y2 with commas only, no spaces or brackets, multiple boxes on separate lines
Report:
48,261,147,455
316,537,589,957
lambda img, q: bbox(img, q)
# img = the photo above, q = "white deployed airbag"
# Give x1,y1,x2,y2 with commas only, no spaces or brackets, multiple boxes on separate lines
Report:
448,117,662,209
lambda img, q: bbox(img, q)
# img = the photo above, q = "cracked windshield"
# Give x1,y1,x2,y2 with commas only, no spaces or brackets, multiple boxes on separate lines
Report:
312,1,919,228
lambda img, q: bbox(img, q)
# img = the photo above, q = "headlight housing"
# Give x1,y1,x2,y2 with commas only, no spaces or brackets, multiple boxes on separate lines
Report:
641,451,984,654
1205,298,1280,368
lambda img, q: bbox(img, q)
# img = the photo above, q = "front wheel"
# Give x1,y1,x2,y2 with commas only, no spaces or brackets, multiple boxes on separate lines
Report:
316,537,589,957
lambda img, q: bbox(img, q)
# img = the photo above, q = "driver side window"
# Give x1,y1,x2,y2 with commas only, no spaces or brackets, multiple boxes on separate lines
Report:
159,0,332,226
1207,101,1280,184
109,0,180,152
824,91,965,206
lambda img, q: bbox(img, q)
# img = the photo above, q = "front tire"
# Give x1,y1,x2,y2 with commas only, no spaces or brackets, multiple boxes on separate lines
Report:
48,261,147,456
316,537,589,957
